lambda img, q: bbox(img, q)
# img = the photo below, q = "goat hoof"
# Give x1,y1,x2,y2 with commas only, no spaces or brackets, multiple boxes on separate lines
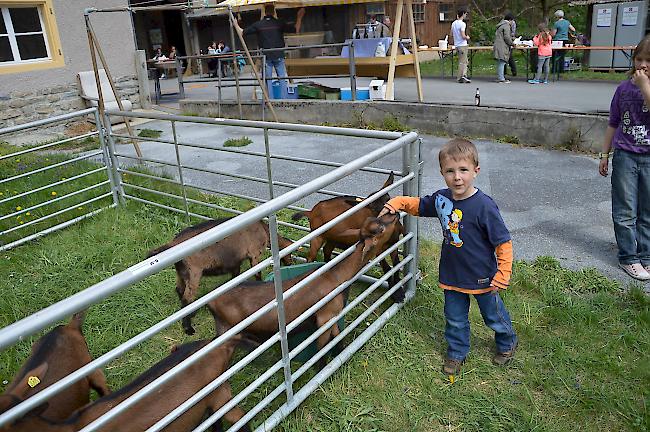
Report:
391,288,406,303
183,326,196,336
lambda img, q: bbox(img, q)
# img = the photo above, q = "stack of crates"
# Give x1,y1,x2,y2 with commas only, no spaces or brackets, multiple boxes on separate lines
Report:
297,82,340,100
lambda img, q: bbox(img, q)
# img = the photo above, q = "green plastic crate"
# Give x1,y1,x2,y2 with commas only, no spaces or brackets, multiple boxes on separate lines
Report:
324,91,340,100
264,262,346,362
297,84,325,99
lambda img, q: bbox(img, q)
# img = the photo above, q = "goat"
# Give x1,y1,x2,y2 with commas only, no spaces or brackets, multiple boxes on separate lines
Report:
147,217,294,335
292,172,405,302
0,311,109,422
207,214,401,370
1,337,250,432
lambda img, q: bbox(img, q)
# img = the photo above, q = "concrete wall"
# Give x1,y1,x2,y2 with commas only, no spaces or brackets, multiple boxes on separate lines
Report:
180,99,608,153
0,0,139,131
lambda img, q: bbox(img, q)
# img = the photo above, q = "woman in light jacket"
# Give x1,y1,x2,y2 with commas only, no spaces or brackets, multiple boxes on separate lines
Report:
493,11,515,83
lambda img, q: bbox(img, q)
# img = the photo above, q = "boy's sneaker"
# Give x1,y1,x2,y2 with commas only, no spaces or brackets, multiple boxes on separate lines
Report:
442,357,464,375
457,76,471,83
493,340,517,366
527,79,540,84
542,80,549,84
619,263,650,281
496,79,511,84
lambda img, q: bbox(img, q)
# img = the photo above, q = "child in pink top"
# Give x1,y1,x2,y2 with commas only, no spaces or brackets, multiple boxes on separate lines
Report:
529,24,553,84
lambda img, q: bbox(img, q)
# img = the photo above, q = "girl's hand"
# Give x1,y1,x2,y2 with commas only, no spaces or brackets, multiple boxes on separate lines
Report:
632,69,650,87
599,157,609,177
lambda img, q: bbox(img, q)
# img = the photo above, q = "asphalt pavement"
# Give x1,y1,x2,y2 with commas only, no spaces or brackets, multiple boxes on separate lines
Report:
111,116,647,289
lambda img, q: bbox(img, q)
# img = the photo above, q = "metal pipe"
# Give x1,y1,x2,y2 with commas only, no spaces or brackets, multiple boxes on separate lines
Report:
0,151,103,185
349,40,356,101
124,194,208,220
117,169,181,186
0,132,97,161
0,205,116,252
93,109,118,207
0,168,105,205
227,6,242,119
105,109,404,140
405,137,421,298
104,115,126,204
171,121,190,222
0,108,96,135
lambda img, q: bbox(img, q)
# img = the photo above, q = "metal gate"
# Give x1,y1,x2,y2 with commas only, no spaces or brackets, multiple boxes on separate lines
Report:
0,110,421,431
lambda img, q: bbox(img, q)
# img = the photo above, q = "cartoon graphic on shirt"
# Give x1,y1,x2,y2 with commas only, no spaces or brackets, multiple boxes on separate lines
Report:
435,194,463,247
449,209,463,247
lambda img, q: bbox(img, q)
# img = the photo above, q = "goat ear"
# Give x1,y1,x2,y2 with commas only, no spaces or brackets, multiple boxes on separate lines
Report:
361,238,378,262
382,171,394,188
13,363,49,397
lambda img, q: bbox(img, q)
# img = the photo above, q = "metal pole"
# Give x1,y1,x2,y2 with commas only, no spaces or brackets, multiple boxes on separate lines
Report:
405,137,421,298
227,6,243,119
93,109,119,207
348,41,357,101
217,58,222,118
103,113,126,205
171,121,190,223
261,54,266,122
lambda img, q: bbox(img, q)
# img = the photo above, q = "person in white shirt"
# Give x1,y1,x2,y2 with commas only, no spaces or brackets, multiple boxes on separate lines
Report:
451,7,471,83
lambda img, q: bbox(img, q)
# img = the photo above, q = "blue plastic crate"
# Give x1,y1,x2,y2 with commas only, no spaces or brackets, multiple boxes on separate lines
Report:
341,87,370,101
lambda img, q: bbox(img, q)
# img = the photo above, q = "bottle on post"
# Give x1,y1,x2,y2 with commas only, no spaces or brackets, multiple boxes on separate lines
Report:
474,88,480,107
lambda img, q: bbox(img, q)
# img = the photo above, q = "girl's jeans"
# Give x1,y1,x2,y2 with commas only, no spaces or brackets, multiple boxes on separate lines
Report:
611,148,650,265
535,55,550,82
496,59,507,81
444,289,517,361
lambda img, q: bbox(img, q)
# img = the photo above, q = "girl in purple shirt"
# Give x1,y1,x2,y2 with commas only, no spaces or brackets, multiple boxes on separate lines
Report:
599,35,650,281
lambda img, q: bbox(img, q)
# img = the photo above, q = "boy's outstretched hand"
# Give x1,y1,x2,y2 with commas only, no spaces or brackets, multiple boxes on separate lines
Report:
378,204,396,218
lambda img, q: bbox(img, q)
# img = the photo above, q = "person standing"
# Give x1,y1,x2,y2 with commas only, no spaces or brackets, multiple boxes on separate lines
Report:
598,35,650,281
235,5,305,83
551,10,576,74
451,7,471,84
505,17,517,77
493,12,514,83
528,24,552,84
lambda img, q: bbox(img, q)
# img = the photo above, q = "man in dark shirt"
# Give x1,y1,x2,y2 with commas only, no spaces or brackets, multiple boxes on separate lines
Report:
235,4,304,83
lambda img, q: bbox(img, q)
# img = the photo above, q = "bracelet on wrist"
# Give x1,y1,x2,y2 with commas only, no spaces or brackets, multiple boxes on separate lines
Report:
598,152,611,160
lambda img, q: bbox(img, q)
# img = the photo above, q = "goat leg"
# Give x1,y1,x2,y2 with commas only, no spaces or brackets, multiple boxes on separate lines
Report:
87,368,110,397
323,241,336,262
307,236,325,262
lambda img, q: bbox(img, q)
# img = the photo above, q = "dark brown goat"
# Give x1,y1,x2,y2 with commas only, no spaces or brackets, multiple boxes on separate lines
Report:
292,172,405,302
207,215,401,370
2,338,250,432
147,218,294,335
0,311,110,422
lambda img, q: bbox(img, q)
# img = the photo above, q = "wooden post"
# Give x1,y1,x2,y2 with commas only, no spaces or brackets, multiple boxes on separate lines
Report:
228,8,278,122
406,0,423,102
87,19,142,158
386,0,403,101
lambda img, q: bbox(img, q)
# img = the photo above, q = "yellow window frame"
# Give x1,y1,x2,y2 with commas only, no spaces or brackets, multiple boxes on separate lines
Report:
0,0,64,75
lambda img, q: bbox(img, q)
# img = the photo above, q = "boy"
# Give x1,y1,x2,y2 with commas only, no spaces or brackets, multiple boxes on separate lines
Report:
379,138,517,374
451,8,471,84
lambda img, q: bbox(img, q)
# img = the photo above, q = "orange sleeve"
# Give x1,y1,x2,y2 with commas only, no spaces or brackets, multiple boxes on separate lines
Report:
491,240,513,289
385,196,420,216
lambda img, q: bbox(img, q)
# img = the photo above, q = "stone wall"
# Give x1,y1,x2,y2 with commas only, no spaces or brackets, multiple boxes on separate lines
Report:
181,99,608,153
0,75,140,142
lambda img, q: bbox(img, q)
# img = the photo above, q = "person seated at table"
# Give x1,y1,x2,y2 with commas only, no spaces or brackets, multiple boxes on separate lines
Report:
168,46,177,60
216,41,232,77
382,16,392,38
207,41,219,78
152,48,169,78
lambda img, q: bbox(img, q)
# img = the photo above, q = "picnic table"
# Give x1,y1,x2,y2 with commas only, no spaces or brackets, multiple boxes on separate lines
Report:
425,45,636,81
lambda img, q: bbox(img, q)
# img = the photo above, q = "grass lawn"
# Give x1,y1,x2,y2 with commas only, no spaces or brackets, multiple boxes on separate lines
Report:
0,144,648,431
420,50,629,82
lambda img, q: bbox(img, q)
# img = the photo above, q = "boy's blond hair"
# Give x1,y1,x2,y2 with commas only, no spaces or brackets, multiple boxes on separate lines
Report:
438,138,479,168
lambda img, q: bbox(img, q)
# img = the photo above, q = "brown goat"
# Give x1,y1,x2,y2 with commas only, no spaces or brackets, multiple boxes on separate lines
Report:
1,338,250,432
207,215,401,370
0,311,109,422
147,217,294,335
292,172,405,302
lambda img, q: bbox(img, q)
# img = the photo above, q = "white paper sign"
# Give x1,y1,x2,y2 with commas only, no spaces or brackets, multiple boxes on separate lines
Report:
622,6,638,26
597,8,612,27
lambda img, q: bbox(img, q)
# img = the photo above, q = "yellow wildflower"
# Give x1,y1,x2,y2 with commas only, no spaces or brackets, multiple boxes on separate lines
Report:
26,212,31,216
51,191,57,196
15,206,21,211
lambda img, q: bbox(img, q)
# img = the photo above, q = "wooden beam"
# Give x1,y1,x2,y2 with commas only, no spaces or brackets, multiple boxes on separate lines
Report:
406,0,423,102
386,0,403,100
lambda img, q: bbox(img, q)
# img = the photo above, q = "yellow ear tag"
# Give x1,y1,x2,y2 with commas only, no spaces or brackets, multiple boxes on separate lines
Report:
27,376,40,388
448,375,455,384
355,197,362,202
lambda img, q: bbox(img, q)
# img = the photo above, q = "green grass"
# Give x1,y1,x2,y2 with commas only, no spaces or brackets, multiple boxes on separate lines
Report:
137,129,163,139
0,149,648,431
224,136,253,147
420,51,629,82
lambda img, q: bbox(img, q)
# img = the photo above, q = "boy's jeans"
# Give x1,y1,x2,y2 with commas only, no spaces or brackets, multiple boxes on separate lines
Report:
444,289,517,361
265,57,287,82
496,59,507,81
611,149,650,265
